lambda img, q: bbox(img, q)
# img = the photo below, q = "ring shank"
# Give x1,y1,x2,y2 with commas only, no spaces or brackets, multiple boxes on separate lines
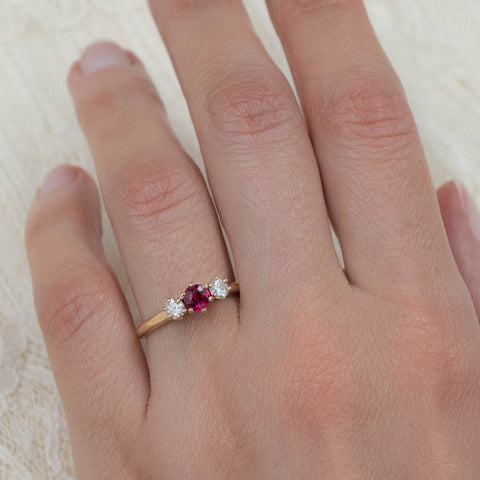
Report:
136,282,239,339
136,310,171,338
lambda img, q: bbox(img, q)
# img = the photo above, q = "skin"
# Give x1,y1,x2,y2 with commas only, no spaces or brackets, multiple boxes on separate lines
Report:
24,1,480,478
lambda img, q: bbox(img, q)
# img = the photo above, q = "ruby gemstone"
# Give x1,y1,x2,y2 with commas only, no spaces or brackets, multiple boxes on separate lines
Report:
183,284,211,312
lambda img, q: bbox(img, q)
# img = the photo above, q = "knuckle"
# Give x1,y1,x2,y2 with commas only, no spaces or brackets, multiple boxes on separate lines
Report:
283,327,366,434
397,302,476,381
40,266,116,345
205,75,298,147
199,411,252,476
435,341,480,416
116,159,204,229
320,77,418,158
402,309,480,413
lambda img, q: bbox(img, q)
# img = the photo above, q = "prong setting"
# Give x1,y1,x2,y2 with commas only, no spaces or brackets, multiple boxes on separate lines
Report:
164,298,186,320
209,278,229,299
137,278,238,338
163,278,234,320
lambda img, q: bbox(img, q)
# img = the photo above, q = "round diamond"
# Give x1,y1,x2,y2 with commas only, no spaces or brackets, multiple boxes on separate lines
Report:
209,278,228,299
164,299,186,319
183,284,211,312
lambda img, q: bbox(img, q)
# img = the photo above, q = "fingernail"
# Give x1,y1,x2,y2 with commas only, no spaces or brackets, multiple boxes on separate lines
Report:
79,41,129,74
40,166,78,196
456,180,480,241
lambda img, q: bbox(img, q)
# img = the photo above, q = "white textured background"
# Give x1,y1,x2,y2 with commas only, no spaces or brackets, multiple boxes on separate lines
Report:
0,1,479,478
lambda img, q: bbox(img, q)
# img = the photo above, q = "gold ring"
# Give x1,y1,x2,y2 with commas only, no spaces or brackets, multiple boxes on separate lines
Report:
136,277,239,338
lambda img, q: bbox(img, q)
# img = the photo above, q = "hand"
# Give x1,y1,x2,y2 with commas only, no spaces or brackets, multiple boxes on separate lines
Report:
25,1,480,478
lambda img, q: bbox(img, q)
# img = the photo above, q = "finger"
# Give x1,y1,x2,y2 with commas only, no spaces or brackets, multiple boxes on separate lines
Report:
266,0,455,292
438,181,480,319
148,0,344,318
68,42,234,373
25,166,149,467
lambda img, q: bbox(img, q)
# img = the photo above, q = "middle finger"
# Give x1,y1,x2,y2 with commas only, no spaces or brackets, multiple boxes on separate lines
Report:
149,0,345,327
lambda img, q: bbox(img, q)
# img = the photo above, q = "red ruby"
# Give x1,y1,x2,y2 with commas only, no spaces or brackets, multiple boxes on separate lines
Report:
183,284,211,312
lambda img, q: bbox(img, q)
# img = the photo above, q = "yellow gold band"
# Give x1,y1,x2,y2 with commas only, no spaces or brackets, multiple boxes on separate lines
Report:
136,280,239,339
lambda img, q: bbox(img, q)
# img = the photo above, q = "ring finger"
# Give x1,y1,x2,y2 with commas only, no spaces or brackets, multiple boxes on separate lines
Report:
68,42,234,377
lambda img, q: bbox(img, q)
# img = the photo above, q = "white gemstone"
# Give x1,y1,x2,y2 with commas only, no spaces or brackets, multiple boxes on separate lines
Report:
165,299,186,319
209,278,228,299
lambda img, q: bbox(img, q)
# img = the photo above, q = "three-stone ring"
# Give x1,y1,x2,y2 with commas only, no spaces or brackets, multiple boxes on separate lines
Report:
136,277,239,338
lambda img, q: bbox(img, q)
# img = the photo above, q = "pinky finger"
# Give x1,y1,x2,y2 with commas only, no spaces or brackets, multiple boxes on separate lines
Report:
25,166,149,475
438,180,480,318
